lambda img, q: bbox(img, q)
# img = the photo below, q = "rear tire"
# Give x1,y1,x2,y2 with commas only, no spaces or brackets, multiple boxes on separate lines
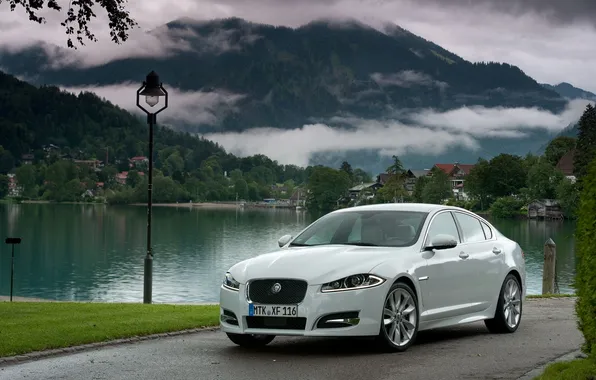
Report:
485,273,522,334
375,282,419,352
226,333,275,347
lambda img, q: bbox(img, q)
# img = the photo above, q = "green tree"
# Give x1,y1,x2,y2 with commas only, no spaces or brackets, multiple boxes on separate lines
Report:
422,168,451,204
339,161,354,183
526,160,563,200
234,179,249,200
486,154,527,197
544,136,576,166
386,155,405,176
376,174,407,202
556,178,580,219
3,0,137,48
306,166,351,211
0,146,14,174
0,174,8,198
15,164,37,197
353,168,372,184
126,170,142,188
574,157,596,355
465,158,491,209
574,104,596,185
412,176,429,202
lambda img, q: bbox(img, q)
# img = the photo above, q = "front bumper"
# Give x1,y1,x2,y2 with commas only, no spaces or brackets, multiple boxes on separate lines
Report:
219,281,387,337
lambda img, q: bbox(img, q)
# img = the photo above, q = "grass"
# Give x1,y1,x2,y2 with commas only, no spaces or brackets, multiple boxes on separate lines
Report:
533,356,596,380
0,302,220,357
527,294,576,299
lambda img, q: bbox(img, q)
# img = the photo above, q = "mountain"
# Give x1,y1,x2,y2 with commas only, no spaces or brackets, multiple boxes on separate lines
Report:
0,17,572,172
0,70,312,200
541,82,596,101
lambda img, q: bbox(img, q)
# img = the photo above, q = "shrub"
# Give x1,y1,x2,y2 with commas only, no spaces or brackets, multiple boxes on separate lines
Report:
489,196,525,218
575,158,596,356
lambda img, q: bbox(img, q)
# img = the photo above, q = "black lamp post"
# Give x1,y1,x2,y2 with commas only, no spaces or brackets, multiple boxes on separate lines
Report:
136,71,168,304
4,237,22,302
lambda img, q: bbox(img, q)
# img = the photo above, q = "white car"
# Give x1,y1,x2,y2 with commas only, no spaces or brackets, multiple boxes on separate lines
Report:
219,203,526,352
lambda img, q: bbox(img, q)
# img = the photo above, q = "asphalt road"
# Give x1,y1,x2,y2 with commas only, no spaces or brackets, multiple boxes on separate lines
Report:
0,298,582,380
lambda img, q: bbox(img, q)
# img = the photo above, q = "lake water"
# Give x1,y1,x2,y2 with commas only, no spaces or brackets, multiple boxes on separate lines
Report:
0,203,576,303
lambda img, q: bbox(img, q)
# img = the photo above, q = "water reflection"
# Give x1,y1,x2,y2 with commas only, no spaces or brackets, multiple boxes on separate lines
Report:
0,204,576,303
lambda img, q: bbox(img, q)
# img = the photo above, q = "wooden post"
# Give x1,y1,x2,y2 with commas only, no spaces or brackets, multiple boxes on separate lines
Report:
542,238,557,295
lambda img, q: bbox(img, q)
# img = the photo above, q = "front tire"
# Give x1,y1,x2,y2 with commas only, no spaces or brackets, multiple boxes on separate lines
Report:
485,273,522,333
375,282,419,352
226,333,275,347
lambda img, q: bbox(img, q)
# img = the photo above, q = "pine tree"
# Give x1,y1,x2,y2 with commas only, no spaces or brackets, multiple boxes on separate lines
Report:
573,104,596,187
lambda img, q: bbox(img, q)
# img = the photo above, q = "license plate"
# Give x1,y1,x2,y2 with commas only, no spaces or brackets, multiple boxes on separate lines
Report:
249,304,298,317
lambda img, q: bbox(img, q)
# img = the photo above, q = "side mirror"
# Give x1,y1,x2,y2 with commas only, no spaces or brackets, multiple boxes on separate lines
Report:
425,234,458,250
278,234,293,248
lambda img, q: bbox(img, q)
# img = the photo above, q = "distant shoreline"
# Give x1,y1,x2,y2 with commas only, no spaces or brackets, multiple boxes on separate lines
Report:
4,200,302,210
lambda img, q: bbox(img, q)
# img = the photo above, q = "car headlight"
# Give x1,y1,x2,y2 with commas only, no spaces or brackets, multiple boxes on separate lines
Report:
321,274,385,293
223,272,240,291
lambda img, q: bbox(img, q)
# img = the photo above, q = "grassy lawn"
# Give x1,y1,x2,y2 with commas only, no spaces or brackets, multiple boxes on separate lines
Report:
0,302,220,357
533,356,596,380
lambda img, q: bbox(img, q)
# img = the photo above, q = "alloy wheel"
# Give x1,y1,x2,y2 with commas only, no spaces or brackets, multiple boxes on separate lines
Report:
503,278,521,329
383,287,417,347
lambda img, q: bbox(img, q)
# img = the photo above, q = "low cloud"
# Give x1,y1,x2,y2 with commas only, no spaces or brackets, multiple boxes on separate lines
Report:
203,123,479,167
371,71,448,90
203,99,593,166
61,83,245,125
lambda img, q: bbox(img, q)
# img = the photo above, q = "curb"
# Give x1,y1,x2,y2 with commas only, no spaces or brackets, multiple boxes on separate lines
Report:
516,349,587,380
0,326,221,367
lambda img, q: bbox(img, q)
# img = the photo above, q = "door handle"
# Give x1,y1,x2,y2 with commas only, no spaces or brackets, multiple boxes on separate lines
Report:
459,252,469,259
492,247,501,254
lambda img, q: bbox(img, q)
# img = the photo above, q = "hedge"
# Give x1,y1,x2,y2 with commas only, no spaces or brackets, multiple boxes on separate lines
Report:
575,158,596,356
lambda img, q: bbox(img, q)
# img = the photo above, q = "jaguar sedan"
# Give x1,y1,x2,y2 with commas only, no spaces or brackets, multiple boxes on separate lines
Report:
219,203,525,352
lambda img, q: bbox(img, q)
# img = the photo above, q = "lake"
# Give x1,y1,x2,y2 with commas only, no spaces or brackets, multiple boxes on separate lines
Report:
0,203,576,303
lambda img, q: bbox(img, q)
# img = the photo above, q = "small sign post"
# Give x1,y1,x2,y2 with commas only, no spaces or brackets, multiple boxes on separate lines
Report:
5,238,22,302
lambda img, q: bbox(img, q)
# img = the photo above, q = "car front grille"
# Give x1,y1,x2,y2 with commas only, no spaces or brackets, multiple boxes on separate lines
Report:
246,316,307,330
247,279,308,304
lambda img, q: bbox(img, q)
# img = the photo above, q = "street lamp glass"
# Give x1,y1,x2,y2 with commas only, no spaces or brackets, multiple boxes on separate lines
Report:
146,96,159,107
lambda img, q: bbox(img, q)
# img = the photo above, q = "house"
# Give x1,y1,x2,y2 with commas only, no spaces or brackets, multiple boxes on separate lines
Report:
7,174,22,197
348,182,382,200
289,189,306,207
527,199,564,220
129,156,149,168
21,154,34,165
376,169,430,195
556,149,576,183
73,159,102,170
431,162,475,200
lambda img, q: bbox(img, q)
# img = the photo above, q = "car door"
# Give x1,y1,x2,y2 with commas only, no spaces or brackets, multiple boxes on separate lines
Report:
452,211,502,311
417,210,468,321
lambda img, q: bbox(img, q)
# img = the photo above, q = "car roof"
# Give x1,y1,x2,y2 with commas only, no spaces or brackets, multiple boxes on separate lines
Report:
332,203,468,214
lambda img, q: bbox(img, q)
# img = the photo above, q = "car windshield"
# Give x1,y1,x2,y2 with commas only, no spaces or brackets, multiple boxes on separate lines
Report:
290,210,429,248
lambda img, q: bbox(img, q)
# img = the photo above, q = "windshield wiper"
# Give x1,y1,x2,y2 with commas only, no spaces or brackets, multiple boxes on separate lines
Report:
288,242,312,247
341,242,380,247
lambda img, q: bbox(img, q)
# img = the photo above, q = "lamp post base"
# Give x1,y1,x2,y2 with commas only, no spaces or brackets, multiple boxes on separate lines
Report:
143,254,153,304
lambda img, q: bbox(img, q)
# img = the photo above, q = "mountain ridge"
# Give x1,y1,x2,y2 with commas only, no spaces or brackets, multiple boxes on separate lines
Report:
0,17,578,172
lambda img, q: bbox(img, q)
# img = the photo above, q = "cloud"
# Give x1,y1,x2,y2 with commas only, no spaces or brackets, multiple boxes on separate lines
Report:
203,123,479,167
61,83,245,125
371,71,448,90
1,0,596,92
202,99,593,166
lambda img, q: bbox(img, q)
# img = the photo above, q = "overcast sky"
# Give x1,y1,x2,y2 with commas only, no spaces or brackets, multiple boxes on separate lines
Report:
2,0,596,166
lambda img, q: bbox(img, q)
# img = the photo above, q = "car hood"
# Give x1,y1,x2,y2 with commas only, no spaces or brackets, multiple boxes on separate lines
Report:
228,245,402,285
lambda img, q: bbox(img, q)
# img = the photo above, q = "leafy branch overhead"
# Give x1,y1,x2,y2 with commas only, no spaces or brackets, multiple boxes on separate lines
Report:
2,0,137,48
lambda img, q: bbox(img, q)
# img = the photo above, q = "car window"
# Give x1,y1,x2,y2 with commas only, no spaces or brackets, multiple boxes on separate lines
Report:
481,221,493,239
425,212,460,245
454,212,486,243
291,210,429,247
